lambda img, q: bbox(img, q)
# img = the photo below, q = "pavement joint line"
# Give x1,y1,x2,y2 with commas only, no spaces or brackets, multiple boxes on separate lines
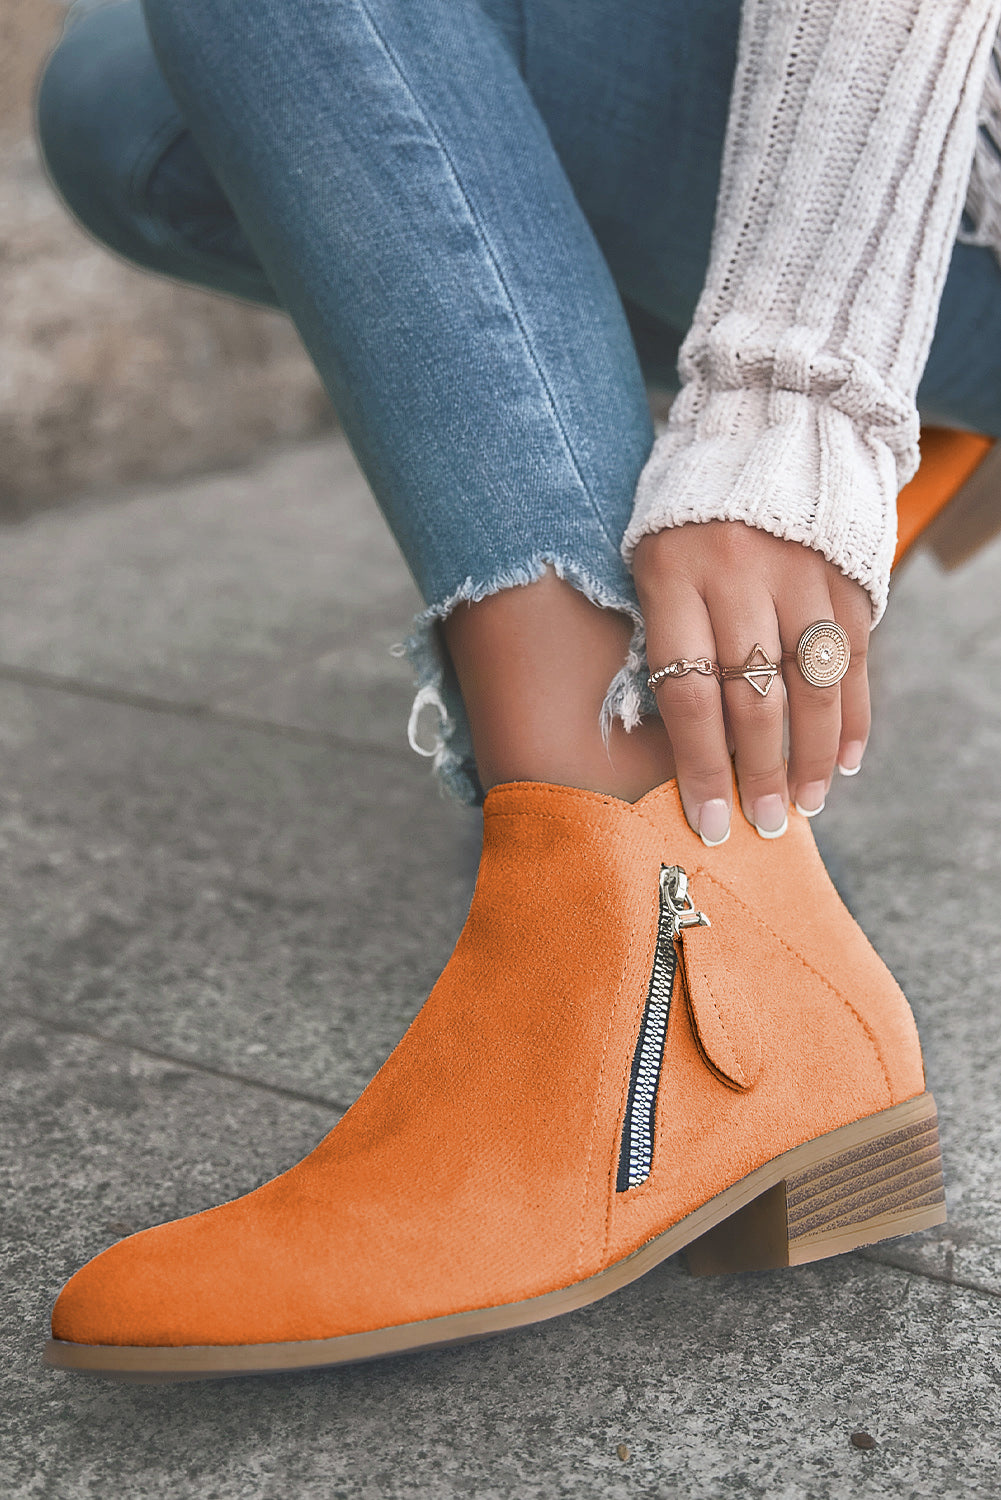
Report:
204,620,415,703
0,660,413,762
856,1247,1001,1300
3,1005,349,1116
7,1009,999,1303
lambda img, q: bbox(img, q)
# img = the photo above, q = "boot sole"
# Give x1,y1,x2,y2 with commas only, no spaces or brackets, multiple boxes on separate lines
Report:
44,1092,945,1382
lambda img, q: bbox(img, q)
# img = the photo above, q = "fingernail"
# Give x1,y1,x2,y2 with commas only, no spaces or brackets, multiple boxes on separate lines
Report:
838,741,865,776
698,798,731,847
794,781,826,818
753,794,788,839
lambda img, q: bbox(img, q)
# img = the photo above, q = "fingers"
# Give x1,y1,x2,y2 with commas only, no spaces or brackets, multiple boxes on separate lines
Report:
785,578,871,809
829,569,872,777
644,583,855,844
781,621,841,819
836,655,870,776
643,581,735,847
711,604,788,838
634,523,875,843
775,587,845,819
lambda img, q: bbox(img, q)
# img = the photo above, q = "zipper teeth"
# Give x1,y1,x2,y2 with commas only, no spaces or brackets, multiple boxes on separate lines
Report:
616,892,679,1192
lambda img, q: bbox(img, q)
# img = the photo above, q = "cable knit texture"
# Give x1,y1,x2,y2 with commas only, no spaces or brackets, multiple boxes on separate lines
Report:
623,1,1001,624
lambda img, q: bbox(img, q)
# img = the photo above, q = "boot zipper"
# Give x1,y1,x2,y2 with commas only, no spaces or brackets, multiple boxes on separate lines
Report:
616,865,710,1192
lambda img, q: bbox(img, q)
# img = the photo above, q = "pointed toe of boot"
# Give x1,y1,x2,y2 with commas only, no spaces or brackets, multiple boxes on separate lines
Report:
50,1187,373,1359
50,1195,338,1354
52,1226,185,1350
48,1211,264,1353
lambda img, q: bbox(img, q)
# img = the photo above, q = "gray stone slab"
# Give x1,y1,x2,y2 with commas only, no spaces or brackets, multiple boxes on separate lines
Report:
0,678,479,1108
0,436,421,735
213,616,418,748
4,1014,1001,1500
811,535,1001,1295
2,446,1000,1497
869,541,1001,717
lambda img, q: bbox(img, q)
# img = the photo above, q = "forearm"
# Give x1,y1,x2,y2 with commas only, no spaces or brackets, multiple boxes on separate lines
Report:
623,0,1001,623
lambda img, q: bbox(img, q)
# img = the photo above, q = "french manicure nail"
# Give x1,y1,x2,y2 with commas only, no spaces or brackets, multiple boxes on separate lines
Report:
794,781,826,818
753,793,788,839
838,741,865,776
698,798,731,847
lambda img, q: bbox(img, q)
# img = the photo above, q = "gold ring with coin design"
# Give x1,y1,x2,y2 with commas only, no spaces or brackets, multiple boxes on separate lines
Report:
785,621,851,687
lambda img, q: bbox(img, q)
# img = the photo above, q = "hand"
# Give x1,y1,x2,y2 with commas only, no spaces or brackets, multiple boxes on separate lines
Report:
632,520,872,844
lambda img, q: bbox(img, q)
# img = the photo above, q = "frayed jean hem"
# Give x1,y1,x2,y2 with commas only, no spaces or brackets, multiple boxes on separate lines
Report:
392,555,657,807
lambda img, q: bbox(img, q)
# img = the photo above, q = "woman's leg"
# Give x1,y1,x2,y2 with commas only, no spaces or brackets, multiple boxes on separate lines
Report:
39,0,741,805
116,0,681,803
915,240,1001,437
38,0,688,803
36,0,279,307
441,574,677,801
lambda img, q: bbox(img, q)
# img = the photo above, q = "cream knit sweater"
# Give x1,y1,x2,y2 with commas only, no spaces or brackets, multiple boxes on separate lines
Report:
622,0,1001,624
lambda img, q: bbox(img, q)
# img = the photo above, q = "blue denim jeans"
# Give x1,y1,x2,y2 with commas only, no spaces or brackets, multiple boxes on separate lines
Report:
36,0,1001,801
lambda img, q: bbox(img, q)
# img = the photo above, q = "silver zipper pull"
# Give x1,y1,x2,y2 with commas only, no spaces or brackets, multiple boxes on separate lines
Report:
660,865,711,934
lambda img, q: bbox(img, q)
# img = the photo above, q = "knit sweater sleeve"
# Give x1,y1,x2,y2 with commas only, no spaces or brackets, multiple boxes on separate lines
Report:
621,0,1001,624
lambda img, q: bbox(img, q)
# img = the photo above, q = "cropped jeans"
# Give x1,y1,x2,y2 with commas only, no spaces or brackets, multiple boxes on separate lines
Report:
37,0,1001,802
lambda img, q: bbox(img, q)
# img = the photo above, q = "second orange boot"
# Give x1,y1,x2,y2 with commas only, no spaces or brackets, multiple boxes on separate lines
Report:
894,426,1000,572
46,778,945,1380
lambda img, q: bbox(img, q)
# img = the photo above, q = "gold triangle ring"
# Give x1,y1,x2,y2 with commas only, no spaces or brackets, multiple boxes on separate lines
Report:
718,644,779,697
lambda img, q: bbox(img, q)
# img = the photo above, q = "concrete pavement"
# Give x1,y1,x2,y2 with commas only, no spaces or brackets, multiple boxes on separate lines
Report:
2,435,999,1498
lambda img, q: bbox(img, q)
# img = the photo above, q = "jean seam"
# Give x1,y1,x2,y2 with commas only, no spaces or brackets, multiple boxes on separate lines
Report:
355,0,618,553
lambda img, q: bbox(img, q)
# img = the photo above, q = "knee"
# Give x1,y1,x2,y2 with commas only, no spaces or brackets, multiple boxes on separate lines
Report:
139,0,279,65
36,0,178,258
140,0,373,93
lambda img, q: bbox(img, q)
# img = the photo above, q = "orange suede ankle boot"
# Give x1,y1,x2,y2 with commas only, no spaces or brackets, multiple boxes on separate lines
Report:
46,779,944,1381
894,426,1001,572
